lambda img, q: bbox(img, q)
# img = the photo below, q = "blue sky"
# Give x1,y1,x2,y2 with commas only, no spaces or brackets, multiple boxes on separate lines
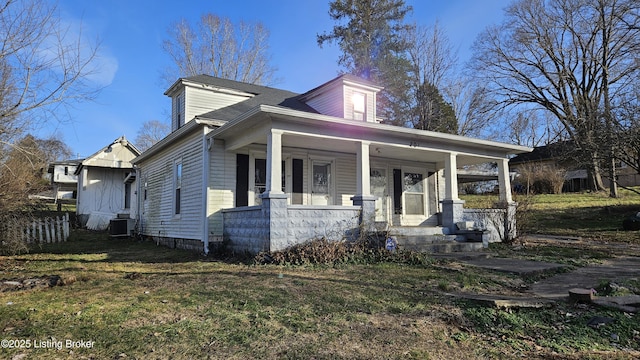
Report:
52,0,511,158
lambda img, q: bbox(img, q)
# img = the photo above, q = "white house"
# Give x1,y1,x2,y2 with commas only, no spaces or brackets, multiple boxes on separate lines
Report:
75,136,141,230
133,75,532,254
47,160,81,201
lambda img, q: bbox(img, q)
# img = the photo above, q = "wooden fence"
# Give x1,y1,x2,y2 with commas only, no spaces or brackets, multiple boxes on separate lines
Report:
18,213,71,244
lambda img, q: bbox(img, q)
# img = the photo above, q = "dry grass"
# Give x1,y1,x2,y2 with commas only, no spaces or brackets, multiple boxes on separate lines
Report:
0,231,638,359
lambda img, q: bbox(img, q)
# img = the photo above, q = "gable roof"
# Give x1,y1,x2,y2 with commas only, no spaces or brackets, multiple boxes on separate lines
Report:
173,75,319,122
75,136,141,174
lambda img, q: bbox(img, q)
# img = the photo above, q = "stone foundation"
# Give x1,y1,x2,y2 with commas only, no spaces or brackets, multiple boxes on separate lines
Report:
151,236,204,252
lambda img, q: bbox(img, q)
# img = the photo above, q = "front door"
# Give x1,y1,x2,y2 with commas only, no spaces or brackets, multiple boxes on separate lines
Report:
311,161,332,205
402,168,427,224
370,168,388,222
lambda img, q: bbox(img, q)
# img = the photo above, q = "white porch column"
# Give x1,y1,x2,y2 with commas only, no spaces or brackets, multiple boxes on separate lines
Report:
356,141,371,196
352,140,377,231
265,129,284,195
444,152,459,200
441,152,464,234
497,158,513,203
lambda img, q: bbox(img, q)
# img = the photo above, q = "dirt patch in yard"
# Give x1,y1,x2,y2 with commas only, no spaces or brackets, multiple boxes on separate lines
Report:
0,274,76,292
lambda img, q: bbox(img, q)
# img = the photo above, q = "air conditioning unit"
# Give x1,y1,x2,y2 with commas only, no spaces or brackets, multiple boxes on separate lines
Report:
109,218,135,237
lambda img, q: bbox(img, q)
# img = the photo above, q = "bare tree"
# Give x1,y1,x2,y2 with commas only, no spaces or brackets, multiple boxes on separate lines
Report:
506,109,565,147
162,14,277,86
134,120,170,152
0,0,100,215
405,21,456,90
470,0,640,195
0,0,100,138
403,22,458,133
445,81,498,139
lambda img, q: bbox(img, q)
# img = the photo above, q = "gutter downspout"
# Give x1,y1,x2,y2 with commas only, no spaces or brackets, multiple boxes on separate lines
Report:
134,165,142,236
202,128,212,255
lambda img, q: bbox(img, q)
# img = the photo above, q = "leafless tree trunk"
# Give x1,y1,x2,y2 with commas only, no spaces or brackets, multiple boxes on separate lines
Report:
162,14,277,86
470,0,640,194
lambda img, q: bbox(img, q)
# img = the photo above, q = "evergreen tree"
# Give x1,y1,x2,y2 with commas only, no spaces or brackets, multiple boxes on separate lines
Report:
413,82,457,134
317,0,413,124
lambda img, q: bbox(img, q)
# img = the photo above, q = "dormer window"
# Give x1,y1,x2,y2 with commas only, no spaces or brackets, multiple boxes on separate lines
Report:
171,92,185,131
352,92,366,121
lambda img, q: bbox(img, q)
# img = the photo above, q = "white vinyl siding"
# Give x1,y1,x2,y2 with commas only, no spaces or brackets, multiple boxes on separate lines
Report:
184,86,251,123
208,140,236,237
139,131,204,240
304,87,344,118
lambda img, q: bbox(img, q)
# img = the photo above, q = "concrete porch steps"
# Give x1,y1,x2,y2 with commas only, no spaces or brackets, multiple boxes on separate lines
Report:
389,226,484,253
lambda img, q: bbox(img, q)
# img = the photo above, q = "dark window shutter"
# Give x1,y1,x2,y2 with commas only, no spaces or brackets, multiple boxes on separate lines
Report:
292,159,303,205
393,169,402,214
236,154,249,207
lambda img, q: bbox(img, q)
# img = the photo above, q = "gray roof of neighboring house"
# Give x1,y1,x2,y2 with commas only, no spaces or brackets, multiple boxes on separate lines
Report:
182,75,320,122
509,140,576,165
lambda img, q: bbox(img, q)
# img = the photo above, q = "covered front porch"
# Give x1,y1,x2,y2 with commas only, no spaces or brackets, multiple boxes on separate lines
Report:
212,105,527,253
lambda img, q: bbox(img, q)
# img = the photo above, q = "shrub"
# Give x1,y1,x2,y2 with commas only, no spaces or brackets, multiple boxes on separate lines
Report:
254,233,432,267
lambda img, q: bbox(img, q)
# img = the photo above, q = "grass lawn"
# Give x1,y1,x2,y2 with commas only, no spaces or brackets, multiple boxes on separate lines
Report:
1,229,639,359
462,187,640,243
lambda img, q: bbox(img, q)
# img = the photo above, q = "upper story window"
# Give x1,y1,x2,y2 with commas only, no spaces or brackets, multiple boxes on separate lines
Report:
173,92,185,130
352,92,366,121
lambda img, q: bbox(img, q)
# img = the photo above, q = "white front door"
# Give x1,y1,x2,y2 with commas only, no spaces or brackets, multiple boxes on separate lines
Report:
311,161,332,205
402,169,427,224
370,168,388,222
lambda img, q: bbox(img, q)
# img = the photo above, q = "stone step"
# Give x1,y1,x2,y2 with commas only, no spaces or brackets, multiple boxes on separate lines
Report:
394,234,458,245
399,241,484,253
389,226,448,237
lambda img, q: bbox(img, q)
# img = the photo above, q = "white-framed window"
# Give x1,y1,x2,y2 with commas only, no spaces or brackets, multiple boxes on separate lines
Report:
174,159,183,215
173,92,184,130
250,152,286,205
352,92,366,121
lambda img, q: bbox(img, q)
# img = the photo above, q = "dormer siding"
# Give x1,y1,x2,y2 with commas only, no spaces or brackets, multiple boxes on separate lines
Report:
304,87,344,118
300,74,382,123
168,78,253,132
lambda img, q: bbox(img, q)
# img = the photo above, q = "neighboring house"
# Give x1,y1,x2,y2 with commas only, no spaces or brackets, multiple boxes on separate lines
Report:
47,160,82,201
75,136,141,230
509,141,640,192
133,74,531,254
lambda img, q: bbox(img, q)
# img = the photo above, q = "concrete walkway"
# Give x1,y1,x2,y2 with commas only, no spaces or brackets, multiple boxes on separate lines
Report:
438,252,640,302
529,256,640,299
